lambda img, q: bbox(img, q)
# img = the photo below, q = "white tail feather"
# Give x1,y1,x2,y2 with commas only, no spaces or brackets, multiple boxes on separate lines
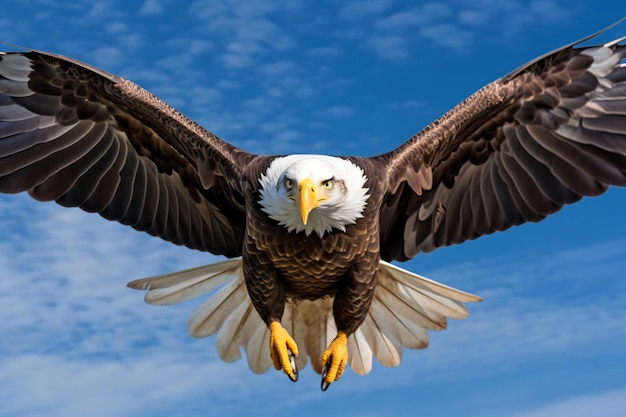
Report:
361,306,403,367
127,259,242,305
187,277,247,337
348,327,373,375
128,258,480,375
243,323,271,374
215,301,252,362
289,298,334,373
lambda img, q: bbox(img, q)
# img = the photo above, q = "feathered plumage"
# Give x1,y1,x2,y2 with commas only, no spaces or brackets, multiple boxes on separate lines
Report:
1,21,625,388
129,258,476,375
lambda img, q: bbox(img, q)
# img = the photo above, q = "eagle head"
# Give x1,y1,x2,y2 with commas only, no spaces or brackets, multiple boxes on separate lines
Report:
258,155,370,237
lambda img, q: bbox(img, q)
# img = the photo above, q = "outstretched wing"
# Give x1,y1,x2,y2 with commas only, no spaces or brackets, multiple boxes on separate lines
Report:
0,48,255,257
376,25,626,262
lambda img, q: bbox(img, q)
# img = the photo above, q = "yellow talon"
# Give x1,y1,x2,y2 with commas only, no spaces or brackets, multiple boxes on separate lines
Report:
320,331,348,391
269,321,299,381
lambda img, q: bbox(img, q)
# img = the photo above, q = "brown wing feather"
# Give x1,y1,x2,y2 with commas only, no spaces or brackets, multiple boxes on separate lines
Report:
376,28,626,262
0,49,255,257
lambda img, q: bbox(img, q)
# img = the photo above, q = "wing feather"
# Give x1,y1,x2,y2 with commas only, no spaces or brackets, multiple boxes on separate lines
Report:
81,133,128,212
58,125,120,208
100,139,142,221
0,48,255,256
33,125,112,202
377,25,626,261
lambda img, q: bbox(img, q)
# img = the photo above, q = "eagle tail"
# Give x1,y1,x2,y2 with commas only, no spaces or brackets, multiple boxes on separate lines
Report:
127,258,480,377
127,257,272,373
126,258,242,305
352,261,481,374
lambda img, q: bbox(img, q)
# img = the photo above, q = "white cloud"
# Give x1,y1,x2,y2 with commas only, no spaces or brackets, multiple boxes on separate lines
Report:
215,79,240,90
419,23,473,49
0,3,624,416
305,47,341,57
88,46,129,69
0,352,250,417
139,0,164,15
221,52,255,68
189,0,297,71
106,21,130,34
508,388,626,417
316,105,354,119
340,0,394,20
375,10,424,30
258,60,295,77
409,238,626,371
347,0,578,59
367,35,409,59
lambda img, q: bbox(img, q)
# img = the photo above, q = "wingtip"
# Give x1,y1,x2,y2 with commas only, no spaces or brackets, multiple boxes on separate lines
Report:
465,293,483,303
126,279,149,291
0,41,32,52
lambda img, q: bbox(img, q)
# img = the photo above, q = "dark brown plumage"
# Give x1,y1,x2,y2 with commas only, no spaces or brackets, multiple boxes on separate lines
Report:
1,22,625,389
241,157,385,335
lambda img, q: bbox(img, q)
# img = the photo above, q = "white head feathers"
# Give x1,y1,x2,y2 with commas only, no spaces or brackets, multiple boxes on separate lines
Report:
258,155,370,237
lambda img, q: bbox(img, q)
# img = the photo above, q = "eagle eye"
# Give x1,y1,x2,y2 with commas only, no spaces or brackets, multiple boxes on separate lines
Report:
322,179,333,190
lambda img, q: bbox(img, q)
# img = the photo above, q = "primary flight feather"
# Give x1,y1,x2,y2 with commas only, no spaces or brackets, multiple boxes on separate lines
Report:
1,22,625,390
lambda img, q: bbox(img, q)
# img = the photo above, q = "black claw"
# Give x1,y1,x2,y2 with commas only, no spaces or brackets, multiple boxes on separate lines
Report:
320,363,331,391
288,349,298,382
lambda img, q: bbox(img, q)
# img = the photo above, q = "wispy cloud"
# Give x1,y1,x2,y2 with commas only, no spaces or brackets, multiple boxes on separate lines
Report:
315,105,354,119
139,0,164,16
5,188,623,416
189,0,296,68
0,2,624,416
367,35,410,59
340,0,577,59
507,388,626,417
1,0,579,155
340,0,395,20
408,238,626,373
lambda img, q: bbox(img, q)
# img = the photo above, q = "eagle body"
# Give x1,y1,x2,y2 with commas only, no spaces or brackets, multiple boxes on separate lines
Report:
1,21,626,389
242,156,383,334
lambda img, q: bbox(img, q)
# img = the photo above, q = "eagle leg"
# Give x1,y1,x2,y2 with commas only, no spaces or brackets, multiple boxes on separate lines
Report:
269,321,299,382
320,331,348,391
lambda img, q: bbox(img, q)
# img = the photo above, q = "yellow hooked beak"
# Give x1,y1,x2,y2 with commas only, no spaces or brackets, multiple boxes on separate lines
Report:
298,178,327,225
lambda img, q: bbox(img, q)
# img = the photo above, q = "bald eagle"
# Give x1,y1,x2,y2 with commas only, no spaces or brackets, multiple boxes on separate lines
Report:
1,23,625,390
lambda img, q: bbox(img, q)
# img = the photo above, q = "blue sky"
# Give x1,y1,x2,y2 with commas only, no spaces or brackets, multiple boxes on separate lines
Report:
0,1,625,416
